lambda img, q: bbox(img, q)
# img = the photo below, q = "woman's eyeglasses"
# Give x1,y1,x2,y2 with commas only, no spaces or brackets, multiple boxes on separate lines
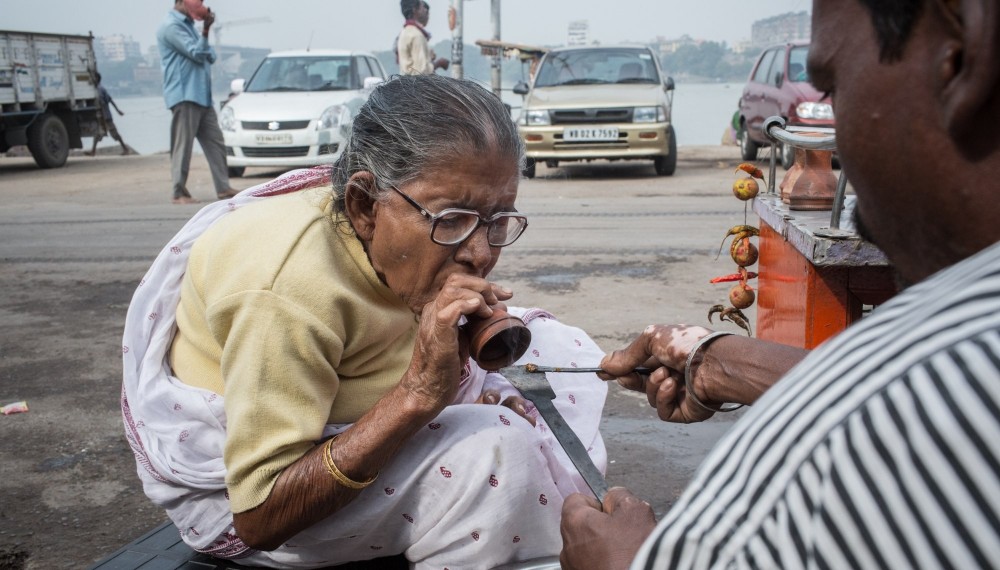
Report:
388,185,528,247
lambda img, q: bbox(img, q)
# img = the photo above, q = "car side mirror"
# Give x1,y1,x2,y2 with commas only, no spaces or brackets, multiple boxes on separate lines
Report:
663,76,675,91
230,78,245,94
513,81,529,96
363,76,383,91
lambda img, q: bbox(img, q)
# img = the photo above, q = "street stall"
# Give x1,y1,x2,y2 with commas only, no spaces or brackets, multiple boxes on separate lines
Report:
752,117,897,349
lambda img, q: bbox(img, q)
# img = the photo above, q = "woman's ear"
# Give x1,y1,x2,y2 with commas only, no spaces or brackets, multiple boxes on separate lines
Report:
343,171,380,242
938,0,1000,158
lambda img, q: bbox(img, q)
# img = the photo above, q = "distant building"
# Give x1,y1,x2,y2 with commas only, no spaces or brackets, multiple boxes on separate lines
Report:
751,11,810,49
653,34,701,55
98,34,143,62
132,64,162,90
568,20,588,47
145,45,160,68
731,39,754,55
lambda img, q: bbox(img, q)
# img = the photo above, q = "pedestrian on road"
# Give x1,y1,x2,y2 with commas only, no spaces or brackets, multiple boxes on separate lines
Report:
157,0,238,205
560,0,1000,568
397,0,449,76
86,72,130,157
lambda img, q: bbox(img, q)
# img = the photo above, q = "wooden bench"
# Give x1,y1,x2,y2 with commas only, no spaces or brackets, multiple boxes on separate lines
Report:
88,521,407,570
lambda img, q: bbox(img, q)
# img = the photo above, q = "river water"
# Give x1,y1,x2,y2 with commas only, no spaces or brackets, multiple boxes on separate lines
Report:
105,82,743,156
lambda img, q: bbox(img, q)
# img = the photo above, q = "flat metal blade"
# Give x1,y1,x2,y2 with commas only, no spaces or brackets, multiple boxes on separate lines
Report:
503,366,609,502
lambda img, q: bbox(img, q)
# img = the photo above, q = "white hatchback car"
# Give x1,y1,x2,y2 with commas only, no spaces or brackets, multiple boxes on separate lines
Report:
219,50,386,176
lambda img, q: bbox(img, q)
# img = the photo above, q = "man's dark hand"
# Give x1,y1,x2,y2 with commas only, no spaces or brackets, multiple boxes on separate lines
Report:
560,487,657,570
202,8,215,32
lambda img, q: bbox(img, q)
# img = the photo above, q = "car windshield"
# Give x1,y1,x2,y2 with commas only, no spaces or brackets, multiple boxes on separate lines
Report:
245,56,355,92
787,46,809,83
534,48,660,88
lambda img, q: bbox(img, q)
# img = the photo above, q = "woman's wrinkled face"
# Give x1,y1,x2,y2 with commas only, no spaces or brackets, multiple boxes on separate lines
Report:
364,152,520,314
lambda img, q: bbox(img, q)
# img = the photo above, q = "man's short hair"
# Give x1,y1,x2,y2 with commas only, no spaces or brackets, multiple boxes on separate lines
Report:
400,0,419,19
858,0,925,61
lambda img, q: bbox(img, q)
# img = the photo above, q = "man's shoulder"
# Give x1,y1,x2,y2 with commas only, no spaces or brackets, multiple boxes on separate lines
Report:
399,25,424,40
157,11,186,36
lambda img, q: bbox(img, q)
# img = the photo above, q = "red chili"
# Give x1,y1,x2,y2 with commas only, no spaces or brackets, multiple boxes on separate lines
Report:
710,271,758,283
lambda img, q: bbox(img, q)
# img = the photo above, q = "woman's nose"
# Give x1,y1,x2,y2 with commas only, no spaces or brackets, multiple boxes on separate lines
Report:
455,225,495,269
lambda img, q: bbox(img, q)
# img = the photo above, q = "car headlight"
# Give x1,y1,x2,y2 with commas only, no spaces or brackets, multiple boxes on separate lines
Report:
634,106,666,123
219,106,236,132
318,105,349,130
523,109,551,126
796,102,835,120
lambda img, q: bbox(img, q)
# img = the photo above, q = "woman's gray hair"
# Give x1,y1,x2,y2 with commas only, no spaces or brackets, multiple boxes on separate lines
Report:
332,74,524,212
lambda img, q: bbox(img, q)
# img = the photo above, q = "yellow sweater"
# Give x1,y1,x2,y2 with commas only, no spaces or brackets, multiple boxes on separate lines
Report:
169,187,418,513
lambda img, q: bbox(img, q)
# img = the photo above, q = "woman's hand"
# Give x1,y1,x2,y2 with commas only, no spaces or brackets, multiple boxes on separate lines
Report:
560,488,657,570
599,324,716,423
476,389,536,426
402,274,513,415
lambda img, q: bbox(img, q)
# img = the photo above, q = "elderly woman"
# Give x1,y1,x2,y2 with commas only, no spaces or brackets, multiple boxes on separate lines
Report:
121,74,607,568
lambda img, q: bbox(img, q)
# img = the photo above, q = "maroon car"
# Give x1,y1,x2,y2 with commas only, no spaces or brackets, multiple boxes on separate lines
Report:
738,42,834,168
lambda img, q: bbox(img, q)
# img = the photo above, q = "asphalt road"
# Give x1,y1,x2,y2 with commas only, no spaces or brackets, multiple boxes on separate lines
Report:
0,146,760,568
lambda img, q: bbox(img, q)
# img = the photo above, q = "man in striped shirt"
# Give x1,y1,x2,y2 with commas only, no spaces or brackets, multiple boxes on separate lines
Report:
560,0,1000,568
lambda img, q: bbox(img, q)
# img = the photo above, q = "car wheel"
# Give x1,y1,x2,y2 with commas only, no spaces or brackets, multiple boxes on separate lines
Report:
27,113,70,169
780,142,795,169
738,120,759,161
228,166,246,178
522,158,536,179
654,125,678,176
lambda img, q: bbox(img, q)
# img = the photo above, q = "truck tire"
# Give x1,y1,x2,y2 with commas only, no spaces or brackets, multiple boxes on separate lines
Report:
27,113,70,169
654,125,678,176
522,158,536,179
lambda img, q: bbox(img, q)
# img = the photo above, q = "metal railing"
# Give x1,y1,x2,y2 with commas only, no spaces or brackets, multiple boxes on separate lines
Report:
762,115,849,231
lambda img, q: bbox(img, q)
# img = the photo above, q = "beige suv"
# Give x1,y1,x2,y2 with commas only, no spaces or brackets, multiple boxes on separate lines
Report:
513,45,676,178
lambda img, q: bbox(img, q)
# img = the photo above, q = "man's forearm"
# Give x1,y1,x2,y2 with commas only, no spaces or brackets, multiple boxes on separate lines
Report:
695,336,808,405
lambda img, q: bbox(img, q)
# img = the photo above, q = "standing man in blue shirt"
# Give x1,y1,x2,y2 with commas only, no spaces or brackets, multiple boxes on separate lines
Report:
157,0,238,205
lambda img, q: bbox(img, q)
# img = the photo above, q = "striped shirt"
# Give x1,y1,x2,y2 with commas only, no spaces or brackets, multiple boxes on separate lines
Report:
633,240,1000,569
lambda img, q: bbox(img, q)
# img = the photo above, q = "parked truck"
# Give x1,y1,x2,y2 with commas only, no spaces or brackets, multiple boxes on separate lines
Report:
1,30,103,168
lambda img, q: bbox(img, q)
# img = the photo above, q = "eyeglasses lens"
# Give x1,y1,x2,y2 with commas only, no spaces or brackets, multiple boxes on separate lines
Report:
487,215,527,247
430,213,526,247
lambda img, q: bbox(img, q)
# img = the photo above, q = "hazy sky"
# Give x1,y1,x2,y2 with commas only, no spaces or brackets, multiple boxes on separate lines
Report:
3,0,812,54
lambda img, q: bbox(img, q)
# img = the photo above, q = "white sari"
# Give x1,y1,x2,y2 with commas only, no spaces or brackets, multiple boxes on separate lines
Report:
121,167,608,569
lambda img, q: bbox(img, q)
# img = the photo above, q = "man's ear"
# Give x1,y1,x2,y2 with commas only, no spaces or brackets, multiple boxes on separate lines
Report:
343,171,381,242
939,0,1000,158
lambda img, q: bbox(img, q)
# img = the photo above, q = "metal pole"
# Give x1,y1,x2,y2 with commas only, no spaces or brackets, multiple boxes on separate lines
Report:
450,0,464,79
491,0,501,97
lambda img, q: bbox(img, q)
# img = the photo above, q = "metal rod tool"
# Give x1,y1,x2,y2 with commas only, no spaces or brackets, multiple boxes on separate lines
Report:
502,365,610,502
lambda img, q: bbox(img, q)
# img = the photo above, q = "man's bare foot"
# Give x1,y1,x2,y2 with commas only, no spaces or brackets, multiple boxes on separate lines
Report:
172,196,201,205
216,189,239,199
84,151,95,157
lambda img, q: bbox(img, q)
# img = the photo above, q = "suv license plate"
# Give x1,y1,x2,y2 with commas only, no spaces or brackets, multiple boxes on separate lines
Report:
255,133,293,145
563,127,619,142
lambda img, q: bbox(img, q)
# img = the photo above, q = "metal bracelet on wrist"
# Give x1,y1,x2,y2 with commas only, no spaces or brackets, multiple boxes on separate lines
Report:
683,331,744,413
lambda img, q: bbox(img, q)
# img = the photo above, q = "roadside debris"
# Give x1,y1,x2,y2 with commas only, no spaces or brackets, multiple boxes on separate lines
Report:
1,401,29,415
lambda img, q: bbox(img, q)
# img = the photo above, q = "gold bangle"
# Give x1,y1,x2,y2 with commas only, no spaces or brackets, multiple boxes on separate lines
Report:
322,436,378,490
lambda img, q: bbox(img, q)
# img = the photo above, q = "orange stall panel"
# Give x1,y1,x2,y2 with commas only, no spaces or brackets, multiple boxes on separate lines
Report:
753,196,896,350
